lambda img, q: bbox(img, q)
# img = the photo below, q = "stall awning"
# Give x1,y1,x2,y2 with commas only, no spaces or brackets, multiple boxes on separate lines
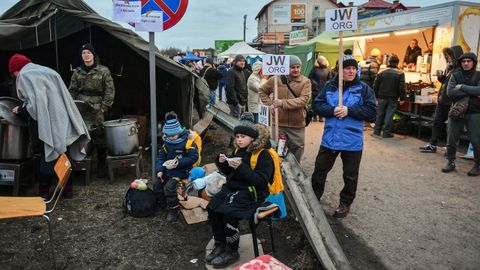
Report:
338,21,438,41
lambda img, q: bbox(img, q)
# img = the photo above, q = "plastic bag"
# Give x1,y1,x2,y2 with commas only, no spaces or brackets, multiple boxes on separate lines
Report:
204,172,226,197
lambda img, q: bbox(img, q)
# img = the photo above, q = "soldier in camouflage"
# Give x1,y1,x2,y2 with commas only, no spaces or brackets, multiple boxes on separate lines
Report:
69,43,115,177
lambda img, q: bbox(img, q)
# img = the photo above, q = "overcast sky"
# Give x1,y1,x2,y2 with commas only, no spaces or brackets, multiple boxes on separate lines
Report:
0,0,477,50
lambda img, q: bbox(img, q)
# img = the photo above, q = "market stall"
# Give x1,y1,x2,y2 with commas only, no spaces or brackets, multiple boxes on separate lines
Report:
348,1,480,136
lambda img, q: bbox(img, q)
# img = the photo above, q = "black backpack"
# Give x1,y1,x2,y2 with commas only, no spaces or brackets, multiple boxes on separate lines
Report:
124,187,157,218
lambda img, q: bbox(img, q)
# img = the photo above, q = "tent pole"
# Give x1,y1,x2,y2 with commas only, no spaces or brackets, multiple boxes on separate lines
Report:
54,14,59,72
149,32,157,182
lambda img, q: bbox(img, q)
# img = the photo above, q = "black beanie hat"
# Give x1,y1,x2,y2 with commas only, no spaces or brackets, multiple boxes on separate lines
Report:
234,54,246,62
342,55,358,69
233,112,258,139
80,43,97,57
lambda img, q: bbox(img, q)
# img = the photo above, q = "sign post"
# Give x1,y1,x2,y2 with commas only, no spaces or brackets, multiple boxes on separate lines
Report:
115,0,189,182
325,7,357,107
262,54,290,142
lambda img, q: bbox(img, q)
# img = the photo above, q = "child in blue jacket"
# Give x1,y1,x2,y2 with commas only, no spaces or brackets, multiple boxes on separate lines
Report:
155,112,199,222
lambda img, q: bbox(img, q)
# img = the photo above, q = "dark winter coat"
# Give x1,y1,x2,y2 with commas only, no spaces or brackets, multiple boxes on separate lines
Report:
155,130,199,179
373,65,406,100
199,65,223,90
226,65,248,106
403,45,422,65
217,64,227,83
447,52,480,115
309,65,332,100
437,45,464,106
315,74,377,151
207,124,274,219
360,57,379,88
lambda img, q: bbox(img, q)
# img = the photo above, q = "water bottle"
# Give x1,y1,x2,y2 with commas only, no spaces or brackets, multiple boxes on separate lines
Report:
277,134,288,157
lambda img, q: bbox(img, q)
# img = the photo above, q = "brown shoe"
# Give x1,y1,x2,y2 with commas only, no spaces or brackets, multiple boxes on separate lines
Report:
333,204,350,218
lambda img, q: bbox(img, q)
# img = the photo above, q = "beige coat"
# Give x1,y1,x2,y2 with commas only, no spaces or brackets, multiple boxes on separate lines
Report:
259,75,311,128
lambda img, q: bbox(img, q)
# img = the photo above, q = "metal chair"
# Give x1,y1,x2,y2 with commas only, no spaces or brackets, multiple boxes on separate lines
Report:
250,206,279,257
0,153,72,268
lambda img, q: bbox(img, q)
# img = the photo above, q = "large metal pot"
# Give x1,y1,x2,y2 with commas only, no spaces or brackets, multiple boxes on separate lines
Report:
103,118,139,156
0,98,31,160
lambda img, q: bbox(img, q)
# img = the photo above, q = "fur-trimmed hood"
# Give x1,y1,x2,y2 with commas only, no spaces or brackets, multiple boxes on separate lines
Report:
234,124,271,153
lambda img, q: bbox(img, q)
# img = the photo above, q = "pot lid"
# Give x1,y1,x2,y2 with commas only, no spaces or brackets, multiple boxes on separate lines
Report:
0,103,27,126
103,118,137,128
0,97,23,109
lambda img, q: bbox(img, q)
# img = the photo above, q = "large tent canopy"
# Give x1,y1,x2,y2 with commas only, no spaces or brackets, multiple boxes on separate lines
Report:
217,41,265,58
0,0,195,127
285,31,354,75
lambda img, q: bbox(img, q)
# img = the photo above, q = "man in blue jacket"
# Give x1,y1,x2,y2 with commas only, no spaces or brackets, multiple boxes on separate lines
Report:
312,55,377,218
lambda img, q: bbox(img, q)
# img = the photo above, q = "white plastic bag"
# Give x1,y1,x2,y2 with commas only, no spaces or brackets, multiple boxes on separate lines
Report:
204,172,226,197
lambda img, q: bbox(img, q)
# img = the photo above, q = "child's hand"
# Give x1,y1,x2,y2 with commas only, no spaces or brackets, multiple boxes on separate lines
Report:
227,158,242,169
219,154,227,163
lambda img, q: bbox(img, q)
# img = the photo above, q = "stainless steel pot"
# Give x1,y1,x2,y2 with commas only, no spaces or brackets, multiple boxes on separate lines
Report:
0,119,31,160
103,118,139,156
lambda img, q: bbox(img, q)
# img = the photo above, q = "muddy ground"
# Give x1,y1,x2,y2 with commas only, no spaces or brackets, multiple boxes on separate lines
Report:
0,121,386,270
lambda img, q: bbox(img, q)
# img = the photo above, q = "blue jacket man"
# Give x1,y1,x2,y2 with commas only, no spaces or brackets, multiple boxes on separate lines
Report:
311,55,377,218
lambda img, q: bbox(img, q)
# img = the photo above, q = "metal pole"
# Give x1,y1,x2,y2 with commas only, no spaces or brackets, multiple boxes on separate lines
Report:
243,14,247,42
149,32,157,181
54,15,59,72
338,31,344,107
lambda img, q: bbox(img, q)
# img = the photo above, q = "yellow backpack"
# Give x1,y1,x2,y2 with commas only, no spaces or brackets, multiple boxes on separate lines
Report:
163,130,202,167
249,148,284,195
186,130,202,167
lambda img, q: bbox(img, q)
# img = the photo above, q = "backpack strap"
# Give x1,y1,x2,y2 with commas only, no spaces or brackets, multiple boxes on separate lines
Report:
250,149,264,170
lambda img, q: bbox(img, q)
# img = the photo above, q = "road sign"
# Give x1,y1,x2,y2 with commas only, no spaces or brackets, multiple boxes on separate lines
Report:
135,10,163,32
325,7,357,32
113,1,142,23
262,54,290,75
258,104,269,127
140,0,189,31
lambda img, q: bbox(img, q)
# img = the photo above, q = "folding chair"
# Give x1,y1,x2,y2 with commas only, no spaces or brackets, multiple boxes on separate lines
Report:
250,206,279,257
0,153,72,269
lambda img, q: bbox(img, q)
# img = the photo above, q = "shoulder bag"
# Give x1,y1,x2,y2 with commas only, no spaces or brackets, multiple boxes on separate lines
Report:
281,75,314,126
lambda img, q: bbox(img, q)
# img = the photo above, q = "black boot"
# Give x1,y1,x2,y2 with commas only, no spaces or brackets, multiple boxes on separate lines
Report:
166,206,180,222
211,247,240,269
206,242,225,265
441,160,456,173
467,164,480,176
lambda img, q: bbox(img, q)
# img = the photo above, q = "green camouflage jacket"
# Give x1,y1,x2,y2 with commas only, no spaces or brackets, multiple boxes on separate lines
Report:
69,64,115,112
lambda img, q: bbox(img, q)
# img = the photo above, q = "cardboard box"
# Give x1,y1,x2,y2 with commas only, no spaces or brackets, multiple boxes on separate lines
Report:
415,95,433,103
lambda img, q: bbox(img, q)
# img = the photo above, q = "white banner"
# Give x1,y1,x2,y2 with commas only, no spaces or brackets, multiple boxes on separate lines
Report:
325,7,357,32
135,11,164,32
113,0,141,23
258,104,270,127
262,54,290,75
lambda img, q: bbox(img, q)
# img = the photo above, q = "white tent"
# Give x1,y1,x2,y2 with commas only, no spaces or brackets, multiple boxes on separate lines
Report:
217,41,265,58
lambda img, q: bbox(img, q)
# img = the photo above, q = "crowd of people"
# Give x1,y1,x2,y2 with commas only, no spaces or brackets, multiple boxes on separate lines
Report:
4,41,479,268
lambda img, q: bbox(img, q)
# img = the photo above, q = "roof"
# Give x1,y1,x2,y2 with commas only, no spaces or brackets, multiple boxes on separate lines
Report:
255,0,345,19
358,0,417,10
217,42,265,57
0,0,192,79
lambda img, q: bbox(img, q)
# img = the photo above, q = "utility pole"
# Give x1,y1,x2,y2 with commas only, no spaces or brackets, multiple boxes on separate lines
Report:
243,14,247,41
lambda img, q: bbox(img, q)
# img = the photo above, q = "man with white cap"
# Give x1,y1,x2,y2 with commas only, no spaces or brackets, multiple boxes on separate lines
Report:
259,55,312,162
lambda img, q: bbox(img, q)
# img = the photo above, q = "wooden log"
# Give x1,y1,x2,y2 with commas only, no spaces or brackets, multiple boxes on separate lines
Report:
284,154,352,270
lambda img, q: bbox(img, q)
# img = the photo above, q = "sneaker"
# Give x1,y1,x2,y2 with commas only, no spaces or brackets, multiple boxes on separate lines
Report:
166,207,180,222
333,204,350,218
372,131,381,136
441,161,456,173
419,144,437,153
467,165,480,176
382,133,394,138
206,242,226,265
211,247,240,268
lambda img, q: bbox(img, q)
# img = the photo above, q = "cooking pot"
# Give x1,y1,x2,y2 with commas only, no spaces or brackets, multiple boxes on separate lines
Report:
0,98,31,160
103,118,139,156
0,119,31,160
